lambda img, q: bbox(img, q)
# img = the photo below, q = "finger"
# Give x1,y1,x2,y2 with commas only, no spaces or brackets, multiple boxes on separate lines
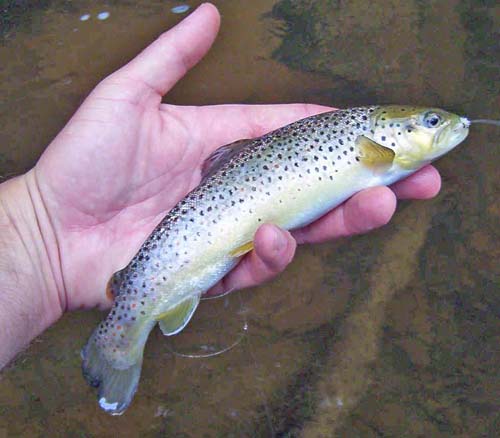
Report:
113,3,220,96
391,165,441,199
293,186,397,244
165,103,334,153
205,224,296,297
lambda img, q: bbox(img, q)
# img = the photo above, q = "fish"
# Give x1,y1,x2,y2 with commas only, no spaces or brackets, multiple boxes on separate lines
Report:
81,105,470,415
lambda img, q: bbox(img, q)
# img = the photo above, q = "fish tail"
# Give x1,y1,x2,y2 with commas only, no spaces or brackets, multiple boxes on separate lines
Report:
81,332,145,416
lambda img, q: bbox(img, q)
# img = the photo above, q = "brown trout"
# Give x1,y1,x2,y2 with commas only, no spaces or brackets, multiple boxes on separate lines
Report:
82,105,470,414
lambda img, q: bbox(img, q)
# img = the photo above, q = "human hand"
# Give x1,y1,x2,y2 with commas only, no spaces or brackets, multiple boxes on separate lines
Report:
24,4,440,315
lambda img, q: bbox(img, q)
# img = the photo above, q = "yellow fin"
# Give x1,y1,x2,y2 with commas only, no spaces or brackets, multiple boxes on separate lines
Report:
230,241,254,257
157,296,200,336
356,135,395,171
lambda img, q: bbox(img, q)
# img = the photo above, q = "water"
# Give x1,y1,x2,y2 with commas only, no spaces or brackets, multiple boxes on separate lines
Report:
0,1,499,436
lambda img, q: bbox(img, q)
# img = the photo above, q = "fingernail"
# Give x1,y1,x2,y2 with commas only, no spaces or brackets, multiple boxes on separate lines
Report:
272,228,287,253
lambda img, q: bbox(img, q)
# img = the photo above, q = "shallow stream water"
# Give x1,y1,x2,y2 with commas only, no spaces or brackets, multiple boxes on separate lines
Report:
0,1,499,436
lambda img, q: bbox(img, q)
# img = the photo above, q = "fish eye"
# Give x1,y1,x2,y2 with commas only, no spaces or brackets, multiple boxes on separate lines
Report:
423,112,442,128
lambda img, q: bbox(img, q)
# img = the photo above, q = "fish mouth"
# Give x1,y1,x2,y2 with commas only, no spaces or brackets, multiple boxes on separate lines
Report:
432,118,469,159
446,122,469,150
459,117,471,129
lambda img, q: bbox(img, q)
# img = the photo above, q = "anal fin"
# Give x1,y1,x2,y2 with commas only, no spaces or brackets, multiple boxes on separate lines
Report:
157,295,201,336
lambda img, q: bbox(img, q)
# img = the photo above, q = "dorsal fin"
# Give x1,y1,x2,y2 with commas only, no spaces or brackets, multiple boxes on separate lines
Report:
201,139,253,181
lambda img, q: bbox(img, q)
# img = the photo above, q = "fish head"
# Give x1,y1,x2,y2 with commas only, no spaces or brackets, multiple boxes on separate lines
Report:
370,106,470,169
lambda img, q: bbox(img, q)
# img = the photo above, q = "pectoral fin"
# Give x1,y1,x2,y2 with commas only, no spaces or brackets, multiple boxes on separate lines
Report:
356,135,395,172
157,295,201,336
230,241,254,258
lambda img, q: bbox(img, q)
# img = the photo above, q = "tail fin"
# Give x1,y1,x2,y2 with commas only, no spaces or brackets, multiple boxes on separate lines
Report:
81,337,143,416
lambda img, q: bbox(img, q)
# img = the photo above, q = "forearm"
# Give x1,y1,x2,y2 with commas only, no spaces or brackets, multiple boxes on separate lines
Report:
0,173,64,369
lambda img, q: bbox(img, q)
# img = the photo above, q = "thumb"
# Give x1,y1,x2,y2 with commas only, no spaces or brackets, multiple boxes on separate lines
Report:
112,3,220,96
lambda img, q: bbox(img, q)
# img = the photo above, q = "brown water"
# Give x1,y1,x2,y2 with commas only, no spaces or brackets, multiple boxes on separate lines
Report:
0,1,499,436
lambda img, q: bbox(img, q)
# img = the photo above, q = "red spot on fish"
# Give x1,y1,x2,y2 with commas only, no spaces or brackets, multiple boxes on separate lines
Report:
116,325,122,330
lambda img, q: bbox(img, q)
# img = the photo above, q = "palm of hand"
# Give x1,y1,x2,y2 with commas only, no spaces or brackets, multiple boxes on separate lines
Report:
35,81,197,308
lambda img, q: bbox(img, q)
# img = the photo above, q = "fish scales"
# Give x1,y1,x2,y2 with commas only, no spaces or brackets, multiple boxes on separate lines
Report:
97,107,375,356
82,105,470,414
98,109,371,343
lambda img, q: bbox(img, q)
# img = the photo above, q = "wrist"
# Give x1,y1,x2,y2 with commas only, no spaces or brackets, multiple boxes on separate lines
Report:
0,172,64,368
